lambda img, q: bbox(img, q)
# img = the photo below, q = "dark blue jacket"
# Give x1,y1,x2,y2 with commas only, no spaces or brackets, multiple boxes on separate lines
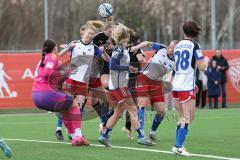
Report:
206,67,221,97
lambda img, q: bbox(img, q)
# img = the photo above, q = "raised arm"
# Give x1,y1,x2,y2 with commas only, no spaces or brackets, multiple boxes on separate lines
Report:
99,46,110,62
129,41,152,53
58,42,76,57
109,52,129,71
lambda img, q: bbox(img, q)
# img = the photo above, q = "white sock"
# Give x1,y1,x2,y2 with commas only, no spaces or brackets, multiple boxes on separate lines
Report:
75,128,82,137
150,130,156,135
70,133,76,140
56,127,62,131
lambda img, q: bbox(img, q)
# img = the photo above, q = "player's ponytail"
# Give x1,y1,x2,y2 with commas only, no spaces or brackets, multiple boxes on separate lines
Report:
39,39,56,67
87,20,105,31
40,48,46,67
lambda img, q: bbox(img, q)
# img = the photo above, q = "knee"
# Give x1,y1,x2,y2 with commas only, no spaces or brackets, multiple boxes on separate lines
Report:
128,106,137,113
113,111,123,119
155,106,166,117
128,108,138,119
181,115,192,124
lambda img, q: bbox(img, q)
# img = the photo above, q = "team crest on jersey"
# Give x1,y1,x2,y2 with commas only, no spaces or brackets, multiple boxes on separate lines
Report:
229,59,240,93
46,62,54,69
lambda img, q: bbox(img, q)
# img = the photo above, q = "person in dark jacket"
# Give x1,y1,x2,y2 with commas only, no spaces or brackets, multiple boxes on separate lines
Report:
211,50,229,108
196,68,208,108
207,60,221,109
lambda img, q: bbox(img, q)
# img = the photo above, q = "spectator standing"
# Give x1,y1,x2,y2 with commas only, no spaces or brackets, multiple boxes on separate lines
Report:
196,68,208,108
207,60,221,109
212,50,229,108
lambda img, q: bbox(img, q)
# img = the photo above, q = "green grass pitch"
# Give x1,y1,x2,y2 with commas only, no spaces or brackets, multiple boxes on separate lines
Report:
0,108,239,160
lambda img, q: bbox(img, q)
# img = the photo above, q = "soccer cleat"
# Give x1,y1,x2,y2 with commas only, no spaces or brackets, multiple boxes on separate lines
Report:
55,130,64,140
98,135,112,148
81,136,90,146
137,137,155,146
0,138,12,158
149,133,157,141
122,127,133,140
172,146,191,156
71,136,90,146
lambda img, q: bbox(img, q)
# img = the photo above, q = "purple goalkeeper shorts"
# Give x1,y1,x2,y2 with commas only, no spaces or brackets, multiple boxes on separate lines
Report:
32,90,73,112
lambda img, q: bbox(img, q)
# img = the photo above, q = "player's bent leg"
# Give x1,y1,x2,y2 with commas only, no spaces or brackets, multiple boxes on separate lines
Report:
55,113,64,140
149,102,165,141
125,98,154,146
60,95,90,146
136,96,148,129
122,111,133,140
99,105,124,147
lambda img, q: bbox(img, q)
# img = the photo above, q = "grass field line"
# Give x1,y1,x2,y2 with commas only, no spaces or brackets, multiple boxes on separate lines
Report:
4,138,240,160
0,108,239,117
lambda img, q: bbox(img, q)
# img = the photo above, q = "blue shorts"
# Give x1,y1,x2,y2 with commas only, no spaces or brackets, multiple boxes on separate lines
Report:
32,90,73,112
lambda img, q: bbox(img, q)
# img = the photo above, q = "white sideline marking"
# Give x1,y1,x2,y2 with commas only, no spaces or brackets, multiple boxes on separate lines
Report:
4,138,240,160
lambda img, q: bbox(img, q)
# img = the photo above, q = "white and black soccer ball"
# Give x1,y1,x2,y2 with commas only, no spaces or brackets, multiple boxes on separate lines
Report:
98,3,113,18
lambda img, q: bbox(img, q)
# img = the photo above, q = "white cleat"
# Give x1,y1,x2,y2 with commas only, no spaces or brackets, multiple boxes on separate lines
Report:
172,146,191,156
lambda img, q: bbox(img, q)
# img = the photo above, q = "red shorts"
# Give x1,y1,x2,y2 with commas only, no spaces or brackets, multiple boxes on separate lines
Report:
62,78,88,96
172,90,196,103
109,87,132,103
89,77,102,89
135,74,164,104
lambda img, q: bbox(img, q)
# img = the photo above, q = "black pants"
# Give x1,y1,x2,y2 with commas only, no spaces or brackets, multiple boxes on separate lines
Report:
220,82,227,108
196,80,207,108
208,96,219,109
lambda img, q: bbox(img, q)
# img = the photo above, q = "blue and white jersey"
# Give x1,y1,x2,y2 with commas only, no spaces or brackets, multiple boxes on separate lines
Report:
141,46,175,81
69,40,101,83
109,46,130,90
172,39,203,91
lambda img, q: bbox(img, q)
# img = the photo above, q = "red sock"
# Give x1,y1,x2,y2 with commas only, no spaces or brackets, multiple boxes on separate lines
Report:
62,106,81,134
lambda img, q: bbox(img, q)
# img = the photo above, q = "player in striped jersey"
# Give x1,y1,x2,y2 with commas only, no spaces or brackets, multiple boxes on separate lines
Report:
171,20,207,156
61,24,110,144
98,24,154,147
122,31,146,140
135,40,179,141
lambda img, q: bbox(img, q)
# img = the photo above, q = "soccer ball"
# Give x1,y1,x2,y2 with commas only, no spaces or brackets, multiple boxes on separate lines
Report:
98,3,113,18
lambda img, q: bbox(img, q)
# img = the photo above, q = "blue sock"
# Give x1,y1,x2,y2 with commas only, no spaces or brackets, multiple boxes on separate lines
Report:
100,103,109,124
176,124,181,140
175,123,189,148
57,113,63,128
102,127,112,138
135,127,145,138
151,114,164,132
80,99,87,114
137,107,145,129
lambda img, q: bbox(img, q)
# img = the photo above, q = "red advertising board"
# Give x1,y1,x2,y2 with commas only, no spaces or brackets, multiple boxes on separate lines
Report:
0,50,239,109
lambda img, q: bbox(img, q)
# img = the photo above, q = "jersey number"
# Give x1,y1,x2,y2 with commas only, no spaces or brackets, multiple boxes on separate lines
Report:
175,50,190,71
